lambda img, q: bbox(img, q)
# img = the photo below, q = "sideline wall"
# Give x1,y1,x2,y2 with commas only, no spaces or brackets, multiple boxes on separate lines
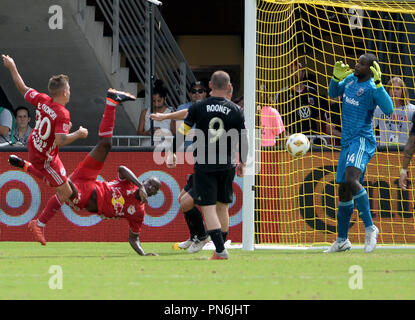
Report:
0,151,243,243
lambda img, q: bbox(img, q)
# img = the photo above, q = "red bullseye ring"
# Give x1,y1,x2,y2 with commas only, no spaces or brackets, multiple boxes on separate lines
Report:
0,180,32,217
229,181,242,217
144,182,173,217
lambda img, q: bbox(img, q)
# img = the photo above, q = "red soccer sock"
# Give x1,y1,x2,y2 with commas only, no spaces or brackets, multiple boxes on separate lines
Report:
38,194,63,226
26,163,45,181
98,98,118,138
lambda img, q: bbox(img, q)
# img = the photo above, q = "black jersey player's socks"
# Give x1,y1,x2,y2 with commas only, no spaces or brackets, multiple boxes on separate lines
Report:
185,207,208,240
207,228,225,253
183,209,197,240
221,231,228,242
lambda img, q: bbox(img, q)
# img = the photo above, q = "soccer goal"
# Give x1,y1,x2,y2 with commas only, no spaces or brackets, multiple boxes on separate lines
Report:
242,0,415,250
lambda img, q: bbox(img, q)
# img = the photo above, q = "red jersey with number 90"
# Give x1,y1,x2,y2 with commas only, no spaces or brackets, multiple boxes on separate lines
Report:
24,88,71,161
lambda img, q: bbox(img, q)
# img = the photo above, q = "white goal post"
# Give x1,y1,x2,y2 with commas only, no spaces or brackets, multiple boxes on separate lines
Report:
242,0,256,251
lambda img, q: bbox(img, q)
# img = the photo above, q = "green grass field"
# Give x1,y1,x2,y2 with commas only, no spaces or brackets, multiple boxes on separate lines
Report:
1,242,414,300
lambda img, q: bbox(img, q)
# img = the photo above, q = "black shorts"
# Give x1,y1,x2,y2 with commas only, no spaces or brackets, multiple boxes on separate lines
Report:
183,173,196,200
193,168,236,206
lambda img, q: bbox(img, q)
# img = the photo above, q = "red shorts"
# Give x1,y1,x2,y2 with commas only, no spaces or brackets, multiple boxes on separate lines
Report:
68,155,104,210
28,144,67,187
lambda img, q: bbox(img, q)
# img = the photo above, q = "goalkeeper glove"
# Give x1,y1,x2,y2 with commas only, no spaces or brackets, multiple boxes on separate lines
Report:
370,61,382,88
332,61,353,82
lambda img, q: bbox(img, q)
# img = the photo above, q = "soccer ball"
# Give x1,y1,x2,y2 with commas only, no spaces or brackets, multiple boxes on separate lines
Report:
286,133,310,157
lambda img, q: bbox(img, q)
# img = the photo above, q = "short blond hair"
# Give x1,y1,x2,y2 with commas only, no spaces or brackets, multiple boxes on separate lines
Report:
48,74,69,97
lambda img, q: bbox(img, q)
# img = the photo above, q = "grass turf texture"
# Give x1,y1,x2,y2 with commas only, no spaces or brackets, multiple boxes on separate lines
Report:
0,242,414,300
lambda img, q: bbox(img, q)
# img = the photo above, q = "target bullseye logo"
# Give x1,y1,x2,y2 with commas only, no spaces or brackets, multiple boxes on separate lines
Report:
138,170,180,227
0,169,242,229
0,171,41,226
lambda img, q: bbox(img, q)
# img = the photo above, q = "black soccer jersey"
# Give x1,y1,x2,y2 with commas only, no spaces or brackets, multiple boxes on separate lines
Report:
183,96,246,172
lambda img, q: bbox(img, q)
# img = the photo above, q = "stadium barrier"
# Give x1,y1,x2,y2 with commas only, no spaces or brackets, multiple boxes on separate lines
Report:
0,148,243,242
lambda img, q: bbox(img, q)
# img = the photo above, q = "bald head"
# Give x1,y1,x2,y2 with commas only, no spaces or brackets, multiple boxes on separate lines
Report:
210,71,231,91
142,176,161,197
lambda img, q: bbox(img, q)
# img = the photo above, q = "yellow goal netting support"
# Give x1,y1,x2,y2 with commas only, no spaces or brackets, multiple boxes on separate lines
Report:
251,0,415,249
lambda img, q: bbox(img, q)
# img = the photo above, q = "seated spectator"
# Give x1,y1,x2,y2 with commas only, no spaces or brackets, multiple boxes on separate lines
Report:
12,106,32,146
137,81,175,147
0,106,14,145
373,76,415,147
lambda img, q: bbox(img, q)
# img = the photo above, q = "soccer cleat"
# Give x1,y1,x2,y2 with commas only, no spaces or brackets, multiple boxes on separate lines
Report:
28,220,46,246
324,239,352,253
172,238,193,250
364,225,379,253
106,88,136,103
187,236,211,254
9,155,30,171
209,248,229,260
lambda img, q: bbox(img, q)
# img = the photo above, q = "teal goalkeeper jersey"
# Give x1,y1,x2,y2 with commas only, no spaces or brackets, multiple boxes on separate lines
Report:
328,74,394,147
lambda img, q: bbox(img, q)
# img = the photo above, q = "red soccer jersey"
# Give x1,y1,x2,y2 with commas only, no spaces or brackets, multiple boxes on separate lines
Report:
95,178,145,234
24,88,71,161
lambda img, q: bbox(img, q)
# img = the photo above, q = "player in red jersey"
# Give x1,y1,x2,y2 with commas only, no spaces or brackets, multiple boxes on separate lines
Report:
14,88,161,255
2,54,88,242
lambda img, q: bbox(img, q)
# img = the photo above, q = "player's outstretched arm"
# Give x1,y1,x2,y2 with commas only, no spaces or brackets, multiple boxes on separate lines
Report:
118,165,148,203
374,86,393,116
2,55,30,96
55,126,88,147
128,229,158,256
150,109,188,121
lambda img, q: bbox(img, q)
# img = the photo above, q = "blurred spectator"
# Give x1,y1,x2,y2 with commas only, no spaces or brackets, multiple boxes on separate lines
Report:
373,76,415,147
233,95,244,112
0,106,14,145
12,106,32,146
137,81,175,147
258,84,285,147
275,60,328,145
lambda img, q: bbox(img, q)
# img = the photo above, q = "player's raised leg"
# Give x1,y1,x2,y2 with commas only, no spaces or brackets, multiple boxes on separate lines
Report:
9,155,46,182
89,88,136,163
